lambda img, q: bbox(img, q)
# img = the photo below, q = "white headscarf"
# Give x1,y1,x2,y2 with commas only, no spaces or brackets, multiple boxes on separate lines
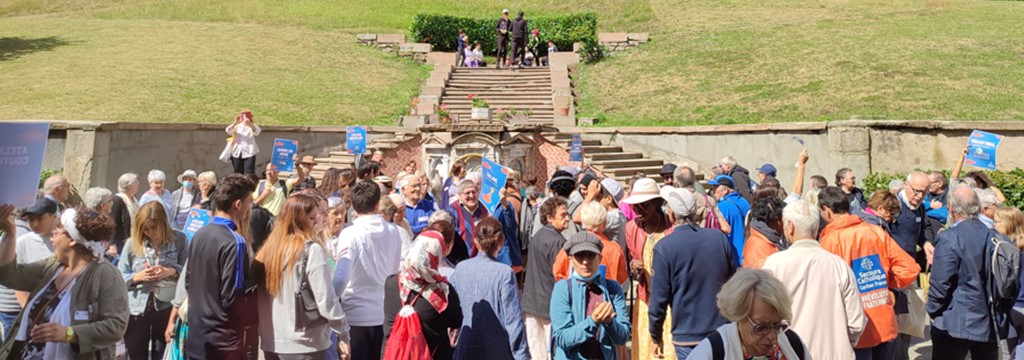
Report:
61,208,106,259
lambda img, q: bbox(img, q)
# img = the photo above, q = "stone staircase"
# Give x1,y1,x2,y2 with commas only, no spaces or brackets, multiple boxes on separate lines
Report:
305,132,417,182
546,133,671,183
440,67,556,125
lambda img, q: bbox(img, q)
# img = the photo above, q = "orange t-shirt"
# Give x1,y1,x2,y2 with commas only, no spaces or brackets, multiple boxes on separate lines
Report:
819,214,920,349
553,232,629,284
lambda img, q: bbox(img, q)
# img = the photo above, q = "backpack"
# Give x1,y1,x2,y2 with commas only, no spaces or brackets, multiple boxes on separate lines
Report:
707,329,804,360
702,194,722,231
383,293,432,360
258,179,288,198
988,232,1021,304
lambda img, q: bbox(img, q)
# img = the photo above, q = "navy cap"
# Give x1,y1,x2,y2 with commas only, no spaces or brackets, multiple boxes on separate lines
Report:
24,197,58,216
660,163,677,175
707,175,735,189
756,164,778,177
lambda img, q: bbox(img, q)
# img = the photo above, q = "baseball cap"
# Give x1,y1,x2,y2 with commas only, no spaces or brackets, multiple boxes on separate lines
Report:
661,187,696,218
756,164,777,177
707,175,735,189
562,232,604,256
24,197,58,216
660,163,677,175
600,178,625,206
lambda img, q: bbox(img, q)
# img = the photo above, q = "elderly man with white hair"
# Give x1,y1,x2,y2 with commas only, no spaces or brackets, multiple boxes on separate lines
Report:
762,200,866,360
139,169,174,222
40,174,70,213
975,188,1000,229
648,187,737,359
398,174,435,235
719,155,754,204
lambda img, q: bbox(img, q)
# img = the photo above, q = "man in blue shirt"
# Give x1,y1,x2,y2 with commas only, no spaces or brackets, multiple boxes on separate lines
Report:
399,174,434,235
710,175,750,266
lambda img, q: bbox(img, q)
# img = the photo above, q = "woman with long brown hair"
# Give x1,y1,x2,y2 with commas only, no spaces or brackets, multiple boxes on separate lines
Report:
117,201,188,359
255,193,350,359
994,206,1024,357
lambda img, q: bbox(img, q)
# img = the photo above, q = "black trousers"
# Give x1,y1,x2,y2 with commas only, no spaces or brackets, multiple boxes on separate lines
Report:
497,37,509,65
231,155,257,175
511,38,526,65
931,327,999,360
125,297,172,360
264,350,327,360
350,325,384,360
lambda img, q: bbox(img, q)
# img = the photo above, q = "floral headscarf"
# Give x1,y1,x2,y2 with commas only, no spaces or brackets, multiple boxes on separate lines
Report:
398,230,450,312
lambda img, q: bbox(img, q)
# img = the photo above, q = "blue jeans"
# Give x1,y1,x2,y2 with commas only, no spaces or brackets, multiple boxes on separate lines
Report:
675,345,695,359
0,311,18,342
325,332,339,360
855,340,896,360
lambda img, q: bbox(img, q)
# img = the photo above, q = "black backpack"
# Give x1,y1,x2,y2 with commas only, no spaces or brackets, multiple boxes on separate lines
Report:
706,329,805,360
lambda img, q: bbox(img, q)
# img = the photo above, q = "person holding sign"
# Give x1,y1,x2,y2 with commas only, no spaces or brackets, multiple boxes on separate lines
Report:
446,178,521,270
226,110,261,175
117,202,188,360
817,187,920,359
255,160,307,216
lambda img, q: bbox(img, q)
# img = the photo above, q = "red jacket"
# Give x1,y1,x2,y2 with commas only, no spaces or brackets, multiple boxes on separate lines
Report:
819,214,921,348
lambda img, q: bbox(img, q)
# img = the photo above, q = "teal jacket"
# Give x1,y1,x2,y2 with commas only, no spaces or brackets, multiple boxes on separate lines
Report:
550,276,631,360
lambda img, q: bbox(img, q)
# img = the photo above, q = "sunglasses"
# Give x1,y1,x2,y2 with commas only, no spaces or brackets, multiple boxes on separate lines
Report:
748,317,789,336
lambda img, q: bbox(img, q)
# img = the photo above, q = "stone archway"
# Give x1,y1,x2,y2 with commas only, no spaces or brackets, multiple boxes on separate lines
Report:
455,153,483,173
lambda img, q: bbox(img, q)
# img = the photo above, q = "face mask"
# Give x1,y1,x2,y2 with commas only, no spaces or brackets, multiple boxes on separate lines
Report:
183,181,193,189
571,267,599,282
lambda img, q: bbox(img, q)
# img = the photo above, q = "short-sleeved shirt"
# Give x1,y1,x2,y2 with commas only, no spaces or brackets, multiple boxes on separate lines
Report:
16,233,54,264
254,179,293,216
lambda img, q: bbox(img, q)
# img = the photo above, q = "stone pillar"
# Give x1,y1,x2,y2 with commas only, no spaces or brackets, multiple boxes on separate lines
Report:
63,123,111,191
827,123,872,182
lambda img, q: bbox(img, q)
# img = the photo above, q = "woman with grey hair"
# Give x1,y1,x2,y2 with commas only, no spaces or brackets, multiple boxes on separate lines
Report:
83,187,114,215
138,170,174,223
687,269,809,360
110,173,140,257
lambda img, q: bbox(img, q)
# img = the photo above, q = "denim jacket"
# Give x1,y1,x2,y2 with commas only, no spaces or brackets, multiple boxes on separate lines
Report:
550,276,631,360
117,230,189,315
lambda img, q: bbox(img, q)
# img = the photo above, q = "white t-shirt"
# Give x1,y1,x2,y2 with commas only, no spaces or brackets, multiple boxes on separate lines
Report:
16,232,55,264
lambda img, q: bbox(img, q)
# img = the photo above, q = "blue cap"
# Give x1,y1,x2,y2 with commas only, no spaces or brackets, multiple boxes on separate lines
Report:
756,163,778,177
707,175,735,189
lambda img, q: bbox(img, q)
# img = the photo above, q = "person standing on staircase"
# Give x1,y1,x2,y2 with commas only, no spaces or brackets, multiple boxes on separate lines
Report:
496,9,512,68
510,11,528,68
455,28,466,68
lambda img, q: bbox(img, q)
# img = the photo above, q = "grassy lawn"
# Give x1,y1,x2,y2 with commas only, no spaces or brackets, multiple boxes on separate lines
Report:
1,0,1022,125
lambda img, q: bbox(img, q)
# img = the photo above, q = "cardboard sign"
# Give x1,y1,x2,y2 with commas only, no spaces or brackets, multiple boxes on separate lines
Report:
964,130,1003,171
569,134,584,162
346,126,367,154
480,157,509,215
182,208,212,242
0,122,49,207
271,138,298,172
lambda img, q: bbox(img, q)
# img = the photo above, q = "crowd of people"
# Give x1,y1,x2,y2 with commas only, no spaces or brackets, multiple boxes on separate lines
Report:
0,136,1023,360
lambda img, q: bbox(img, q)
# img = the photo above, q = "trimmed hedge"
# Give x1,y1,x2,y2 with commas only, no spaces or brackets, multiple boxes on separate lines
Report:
862,169,1024,209
410,12,599,60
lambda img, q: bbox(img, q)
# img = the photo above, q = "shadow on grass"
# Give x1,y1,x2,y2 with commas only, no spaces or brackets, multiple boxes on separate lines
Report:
0,36,73,61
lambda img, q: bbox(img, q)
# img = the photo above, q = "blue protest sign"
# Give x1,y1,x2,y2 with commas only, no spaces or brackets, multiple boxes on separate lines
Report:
964,130,1003,171
569,134,584,162
0,122,49,207
271,138,298,172
346,126,367,154
182,208,213,242
480,157,509,215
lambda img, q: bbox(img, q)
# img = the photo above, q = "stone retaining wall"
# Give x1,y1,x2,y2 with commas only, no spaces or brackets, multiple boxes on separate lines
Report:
357,34,432,63
597,32,649,54
6,120,1023,193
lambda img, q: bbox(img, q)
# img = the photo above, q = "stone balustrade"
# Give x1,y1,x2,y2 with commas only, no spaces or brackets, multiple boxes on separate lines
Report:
357,34,432,63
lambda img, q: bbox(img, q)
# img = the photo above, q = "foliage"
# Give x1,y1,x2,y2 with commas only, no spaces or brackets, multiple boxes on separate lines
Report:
437,103,451,124
467,94,489,108
863,169,1024,210
410,12,599,59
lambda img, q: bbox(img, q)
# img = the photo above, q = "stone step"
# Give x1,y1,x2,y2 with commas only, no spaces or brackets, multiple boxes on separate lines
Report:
582,145,624,154
444,90,552,96
328,151,359,157
591,158,664,169
445,82,552,88
314,157,353,165
552,139,603,147
587,152,645,161
448,110,555,116
452,67,550,73
602,165,667,177
448,76,552,82
442,99,553,106
612,173,665,183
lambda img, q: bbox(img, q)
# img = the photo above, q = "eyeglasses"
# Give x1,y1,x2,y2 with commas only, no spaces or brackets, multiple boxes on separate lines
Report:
747,317,789,336
906,184,926,196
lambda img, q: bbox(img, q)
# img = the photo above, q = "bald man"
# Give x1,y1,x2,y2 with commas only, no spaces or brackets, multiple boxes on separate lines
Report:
41,175,70,213
400,174,434,235
890,172,935,360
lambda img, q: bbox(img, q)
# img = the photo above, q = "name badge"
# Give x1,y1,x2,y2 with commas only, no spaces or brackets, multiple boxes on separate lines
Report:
916,217,922,223
418,216,429,223
74,311,89,321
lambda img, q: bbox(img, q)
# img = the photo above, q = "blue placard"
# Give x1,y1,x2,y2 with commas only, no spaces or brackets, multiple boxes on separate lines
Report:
569,134,584,162
964,130,1003,171
346,126,367,154
183,209,212,242
271,138,298,172
0,122,49,207
480,157,509,215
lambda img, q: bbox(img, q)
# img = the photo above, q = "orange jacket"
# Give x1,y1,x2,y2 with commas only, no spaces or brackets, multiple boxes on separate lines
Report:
819,214,921,349
742,228,778,269
553,232,629,284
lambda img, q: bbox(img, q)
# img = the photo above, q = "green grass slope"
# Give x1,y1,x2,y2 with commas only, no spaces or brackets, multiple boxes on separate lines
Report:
1,0,1022,125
